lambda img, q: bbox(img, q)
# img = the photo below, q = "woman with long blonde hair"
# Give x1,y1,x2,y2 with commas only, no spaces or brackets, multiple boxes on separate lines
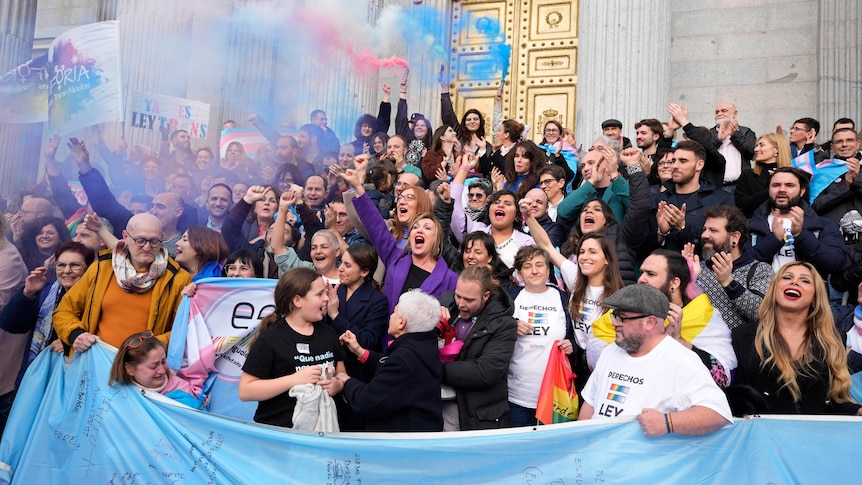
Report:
734,132,791,217
731,261,861,415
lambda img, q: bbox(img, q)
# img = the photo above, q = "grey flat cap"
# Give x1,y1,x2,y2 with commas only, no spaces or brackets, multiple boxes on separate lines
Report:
602,284,669,318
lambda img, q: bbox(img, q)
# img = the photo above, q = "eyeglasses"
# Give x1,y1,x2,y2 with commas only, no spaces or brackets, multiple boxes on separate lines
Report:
55,261,86,272
539,179,557,186
544,128,560,133
127,330,154,348
396,194,416,202
225,264,253,273
468,192,486,199
788,126,810,132
126,232,162,248
611,312,650,323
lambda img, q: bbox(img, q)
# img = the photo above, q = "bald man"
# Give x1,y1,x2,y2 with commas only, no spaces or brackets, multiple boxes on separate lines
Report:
709,102,755,191
9,197,55,242
149,192,185,256
53,213,191,352
69,137,189,256
523,188,568,248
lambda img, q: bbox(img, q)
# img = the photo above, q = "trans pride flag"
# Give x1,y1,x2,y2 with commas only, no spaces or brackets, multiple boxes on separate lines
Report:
219,128,301,159
166,277,277,420
791,150,848,203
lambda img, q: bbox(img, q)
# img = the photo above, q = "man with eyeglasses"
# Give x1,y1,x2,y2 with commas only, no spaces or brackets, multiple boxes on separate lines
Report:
54,213,191,354
787,117,822,159
588,249,736,386
826,129,862,301
578,284,733,436
538,165,567,222
7,197,55,243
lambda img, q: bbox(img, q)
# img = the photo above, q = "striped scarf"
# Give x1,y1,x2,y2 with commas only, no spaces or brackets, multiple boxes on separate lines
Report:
112,241,168,293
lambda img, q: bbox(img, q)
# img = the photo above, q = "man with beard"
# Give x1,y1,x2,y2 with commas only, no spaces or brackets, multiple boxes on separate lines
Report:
748,167,846,279
588,250,737,389
578,284,732,436
158,129,194,171
437,266,517,431
683,206,773,330
634,118,663,159
646,140,733,254
708,102,756,190
275,135,314,180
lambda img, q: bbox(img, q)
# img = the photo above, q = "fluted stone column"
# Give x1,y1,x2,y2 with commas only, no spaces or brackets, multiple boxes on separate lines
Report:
575,0,670,146
93,0,196,158
402,0,450,131
0,0,39,198
818,0,862,136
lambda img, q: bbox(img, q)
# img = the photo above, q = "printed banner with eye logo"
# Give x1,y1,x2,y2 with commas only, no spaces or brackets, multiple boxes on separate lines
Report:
166,277,277,420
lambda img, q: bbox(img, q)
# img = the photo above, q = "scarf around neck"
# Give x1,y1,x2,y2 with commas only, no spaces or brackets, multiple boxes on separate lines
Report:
112,241,169,293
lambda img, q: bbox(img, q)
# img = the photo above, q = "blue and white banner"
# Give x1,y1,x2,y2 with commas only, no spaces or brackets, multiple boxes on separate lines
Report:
2,343,861,484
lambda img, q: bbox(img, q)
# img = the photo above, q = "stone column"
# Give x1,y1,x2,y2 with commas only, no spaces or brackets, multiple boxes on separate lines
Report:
93,0,196,159
575,0,671,146
0,0,39,198
402,0,451,130
818,0,862,137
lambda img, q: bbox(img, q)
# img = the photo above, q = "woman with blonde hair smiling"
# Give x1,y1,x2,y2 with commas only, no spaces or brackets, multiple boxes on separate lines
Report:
734,133,791,217
731,261,861,415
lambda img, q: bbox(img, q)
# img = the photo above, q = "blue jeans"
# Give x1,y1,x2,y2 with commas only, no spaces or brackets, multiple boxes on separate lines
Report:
508,401,537,428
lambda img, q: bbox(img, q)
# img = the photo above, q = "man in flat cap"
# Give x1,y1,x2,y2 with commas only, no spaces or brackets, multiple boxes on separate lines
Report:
577,284,733,436
601,119,633,150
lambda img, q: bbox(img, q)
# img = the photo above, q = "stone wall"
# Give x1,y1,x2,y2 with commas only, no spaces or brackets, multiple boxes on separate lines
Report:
669,0,820,140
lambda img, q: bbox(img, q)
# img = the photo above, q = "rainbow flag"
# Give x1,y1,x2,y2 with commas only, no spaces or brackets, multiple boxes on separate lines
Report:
535,341,578,424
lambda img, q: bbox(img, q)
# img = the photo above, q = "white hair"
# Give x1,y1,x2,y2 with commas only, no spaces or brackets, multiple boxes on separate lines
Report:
311,229,340,249
396,289,441,333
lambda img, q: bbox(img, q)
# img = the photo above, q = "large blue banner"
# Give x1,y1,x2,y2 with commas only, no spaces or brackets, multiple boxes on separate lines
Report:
1,342,860,484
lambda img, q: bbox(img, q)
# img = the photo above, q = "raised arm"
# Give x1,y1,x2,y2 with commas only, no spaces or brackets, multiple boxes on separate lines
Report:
247,114,282,148
72,139,131,238
334,159,401,266
617,148,652,249
44,135,83,220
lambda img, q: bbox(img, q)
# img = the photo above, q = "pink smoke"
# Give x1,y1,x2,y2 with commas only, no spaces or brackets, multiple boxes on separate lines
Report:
292,8,409,74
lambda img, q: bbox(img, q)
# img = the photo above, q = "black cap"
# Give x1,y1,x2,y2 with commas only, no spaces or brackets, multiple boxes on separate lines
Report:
602,119,623,129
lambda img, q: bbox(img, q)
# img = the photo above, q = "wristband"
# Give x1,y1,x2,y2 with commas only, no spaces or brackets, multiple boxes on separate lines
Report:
358,349,370,364
658,228,671,237
665,413,674,433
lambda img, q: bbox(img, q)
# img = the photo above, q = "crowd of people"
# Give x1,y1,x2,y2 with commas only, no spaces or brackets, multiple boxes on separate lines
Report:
2,72,862,438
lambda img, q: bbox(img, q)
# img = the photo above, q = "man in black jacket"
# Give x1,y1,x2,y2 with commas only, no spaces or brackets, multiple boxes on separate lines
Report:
438,267,517,431
644,140,733,255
